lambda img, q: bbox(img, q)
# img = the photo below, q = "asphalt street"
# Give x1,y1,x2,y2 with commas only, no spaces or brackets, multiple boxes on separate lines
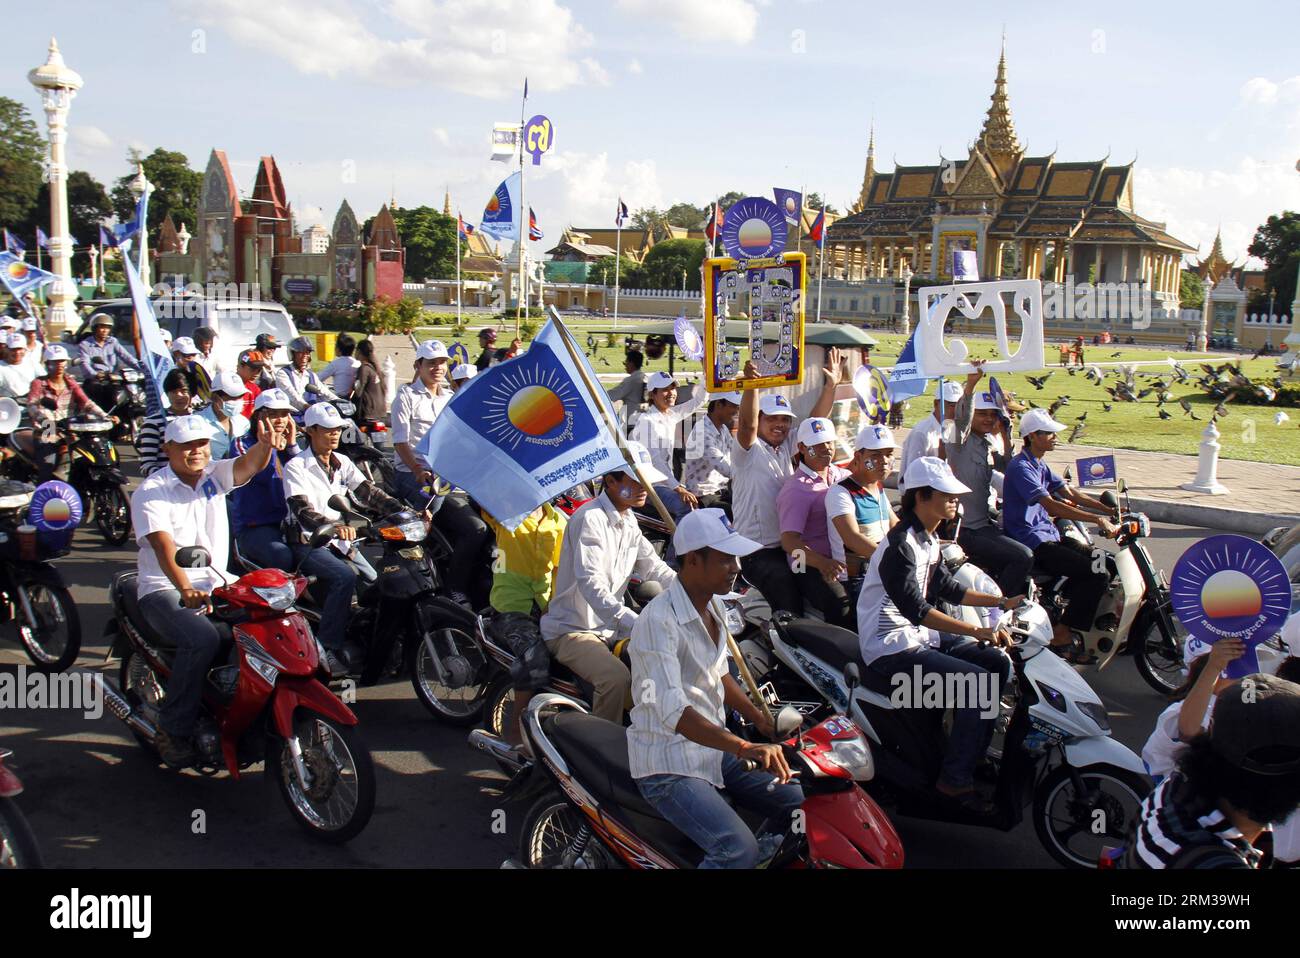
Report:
0,465,1220,869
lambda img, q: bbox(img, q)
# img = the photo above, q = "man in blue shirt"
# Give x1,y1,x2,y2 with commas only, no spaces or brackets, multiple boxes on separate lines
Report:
78,312,142,413
230,388,299,572
1003,409,1118,658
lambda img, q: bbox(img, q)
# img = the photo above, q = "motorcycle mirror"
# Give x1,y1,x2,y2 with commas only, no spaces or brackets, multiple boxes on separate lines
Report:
1099,491,1117,509
843,662,861,692
175,546,211,569
327,494,354,519
774,705,803,739
309,525,338,549
1116,478,1126,494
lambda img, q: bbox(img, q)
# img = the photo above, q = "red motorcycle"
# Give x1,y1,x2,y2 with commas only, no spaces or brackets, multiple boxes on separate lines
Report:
95,547,376,843
471,695,904,869
0,746,42,867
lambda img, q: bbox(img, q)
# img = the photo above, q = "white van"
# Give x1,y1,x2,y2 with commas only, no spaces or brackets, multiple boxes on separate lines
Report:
154,296,299,374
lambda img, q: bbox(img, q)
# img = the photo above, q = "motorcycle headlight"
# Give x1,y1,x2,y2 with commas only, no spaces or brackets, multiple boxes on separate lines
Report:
1038,682,1068,713
1076,700,1110,732
826,736,875,780
396,518,429,542
252,582,297,611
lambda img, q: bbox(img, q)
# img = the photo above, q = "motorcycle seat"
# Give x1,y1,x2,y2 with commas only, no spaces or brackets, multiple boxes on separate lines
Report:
114,572,234,652
775,616,865,674
544,710,661,819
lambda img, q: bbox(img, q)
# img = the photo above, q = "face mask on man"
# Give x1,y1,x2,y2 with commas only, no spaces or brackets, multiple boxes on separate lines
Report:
222,400,242,418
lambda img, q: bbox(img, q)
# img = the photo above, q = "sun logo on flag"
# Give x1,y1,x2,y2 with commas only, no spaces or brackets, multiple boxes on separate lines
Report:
483,363,576,450
485,195,501,214
7,261,29,281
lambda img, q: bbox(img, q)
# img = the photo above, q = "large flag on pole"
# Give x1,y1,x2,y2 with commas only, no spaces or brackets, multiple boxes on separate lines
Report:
415,317,625,529
479,172,521,242
4,230,25,257
457,213,474,240
121,253,172,417
35,227,49,250
887,300,939,403
615,198,628,228
0,252,57,301
703,203,724,245
528,208,544,241
809,208,826,248
773,188,803,226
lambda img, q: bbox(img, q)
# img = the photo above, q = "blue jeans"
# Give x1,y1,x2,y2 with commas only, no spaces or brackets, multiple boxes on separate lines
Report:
637,754,804,869
237,524,295,571
291,543,357,650
139,589,224,738
868,633,1011,790
652,481,692,521
391,469,446,516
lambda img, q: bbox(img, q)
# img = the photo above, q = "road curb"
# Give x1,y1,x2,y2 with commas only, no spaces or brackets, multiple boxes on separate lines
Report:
1124,496,1298,536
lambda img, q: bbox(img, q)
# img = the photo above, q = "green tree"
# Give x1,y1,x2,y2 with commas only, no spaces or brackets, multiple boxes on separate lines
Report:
19,170,112,275
639,238,706,291
1180,269,1205,309
805,192,839,215
716,191,745,212
1247,211,1300,316
0,97,45,229
363,206,456,281
664,202,705,229
588,254,640,286
110,148,203,245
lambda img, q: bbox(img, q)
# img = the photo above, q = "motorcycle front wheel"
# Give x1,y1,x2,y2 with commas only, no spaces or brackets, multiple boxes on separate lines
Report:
94,486,132,547
408,624,489,726
0,796,43,868
520,791,614,869
1033,762,1150,869
273,711,375,844
15,579,81,673
1132,601,1186,696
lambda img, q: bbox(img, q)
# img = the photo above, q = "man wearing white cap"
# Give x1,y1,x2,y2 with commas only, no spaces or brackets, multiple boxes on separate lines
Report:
284,402,408,673
77,312,141,397
228,389,299,571
628,508,802,868
539,441,677,722
898,378,967,493
20,317,45,381
449,363,476,392
948,379,1033,599
682,391,740,508
129,411,284,767
777,416,853,626
631,370,708,519
28,343,111,480
732,351,843,616
0,333,35,400
197,371,250,460
390,338,493,607
275,336,340,414
857,456,1019,813
826,424,899,578
1004,407,1118,658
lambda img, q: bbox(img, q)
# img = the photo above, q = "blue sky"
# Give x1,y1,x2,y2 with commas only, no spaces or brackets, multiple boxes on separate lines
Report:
7,0,1300,274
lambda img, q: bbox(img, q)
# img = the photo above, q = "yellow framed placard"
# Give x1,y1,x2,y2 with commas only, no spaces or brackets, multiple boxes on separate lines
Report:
703,252,806,392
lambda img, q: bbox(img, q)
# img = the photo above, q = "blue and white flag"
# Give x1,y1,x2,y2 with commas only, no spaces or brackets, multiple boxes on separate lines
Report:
615,198,628,228
122,253,172,418
4,229,25,257
479,172,521,242
1075,454,1116,487
416,316,625,529
773,187,803,226
0,252,57,301
886,300,938,403
35,227,49,250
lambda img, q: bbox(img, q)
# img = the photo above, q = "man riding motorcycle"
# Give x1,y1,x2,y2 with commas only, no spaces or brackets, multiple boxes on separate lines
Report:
276,336,340,417
284,401,411,675
538,441,677,723
128,412,282,767
856,456,1020,815
77,312,142,414
1002,408,1118,661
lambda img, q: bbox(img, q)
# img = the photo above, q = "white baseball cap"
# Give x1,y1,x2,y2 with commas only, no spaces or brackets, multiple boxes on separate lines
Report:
210,371,248,398
710,391,742,404
304,401,346,429
1019,408,1067,436
0,318,19,331
938,380,964,404
253,388,294,412
902,456,971,495
21,317,37,332
855,424,897,451
672,508,761,557
796,416,835,447
42,344,69,362
647,371,677,391
164,414,216,444
172,336,199,356
619,440,669,485
758,394,795,418
159,328,172,343
450,363,476,382
416,340,449,361
6,334,25,350
973,391,1001,411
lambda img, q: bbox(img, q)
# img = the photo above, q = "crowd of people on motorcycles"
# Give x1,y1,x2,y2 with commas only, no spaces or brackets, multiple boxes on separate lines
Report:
8,293,1300,869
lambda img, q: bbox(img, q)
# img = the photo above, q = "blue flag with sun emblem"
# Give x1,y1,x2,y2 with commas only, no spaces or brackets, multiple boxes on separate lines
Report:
415,316,625,529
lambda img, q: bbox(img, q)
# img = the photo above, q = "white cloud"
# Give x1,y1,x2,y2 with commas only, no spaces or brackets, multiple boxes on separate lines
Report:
539,149,665,228
185,0,605,98
617,0,759,45
70,125,112,154
295,204,326,230
628,58,643,75
1239,75,1300,108
432,127,450,146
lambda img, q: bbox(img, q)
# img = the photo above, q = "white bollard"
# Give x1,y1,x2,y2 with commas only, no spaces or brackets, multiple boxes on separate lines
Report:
1180,419,1229,495
382,355,397,408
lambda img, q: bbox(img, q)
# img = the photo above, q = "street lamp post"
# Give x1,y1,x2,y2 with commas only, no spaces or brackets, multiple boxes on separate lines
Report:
899,262,914,337
27,37,83,335
128,164,151,287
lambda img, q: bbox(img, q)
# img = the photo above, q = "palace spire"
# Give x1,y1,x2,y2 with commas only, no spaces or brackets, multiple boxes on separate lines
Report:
978,36,1022,175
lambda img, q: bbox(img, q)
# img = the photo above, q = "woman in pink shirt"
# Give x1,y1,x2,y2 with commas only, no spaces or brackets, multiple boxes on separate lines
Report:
775,416,853,627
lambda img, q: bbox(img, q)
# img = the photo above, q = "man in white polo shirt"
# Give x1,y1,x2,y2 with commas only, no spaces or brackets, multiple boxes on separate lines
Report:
731,351,843,616
631,370,707,519
130,413,282,767
682,390,740,510
898,379,964,492
629,508,800,868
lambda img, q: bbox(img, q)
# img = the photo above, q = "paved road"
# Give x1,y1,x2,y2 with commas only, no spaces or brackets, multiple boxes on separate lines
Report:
1,483,1217,868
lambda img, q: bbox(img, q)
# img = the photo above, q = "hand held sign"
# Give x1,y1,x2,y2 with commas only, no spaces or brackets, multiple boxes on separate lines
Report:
914,277,1045,376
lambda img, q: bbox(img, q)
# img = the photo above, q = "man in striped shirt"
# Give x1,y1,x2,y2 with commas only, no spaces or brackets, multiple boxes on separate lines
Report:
1124,674,1300,869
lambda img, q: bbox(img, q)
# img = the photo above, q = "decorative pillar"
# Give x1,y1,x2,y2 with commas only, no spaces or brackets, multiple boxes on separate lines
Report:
1198,277,1211,351
900,263,913,338
1181,419,1229,495
1092,245,1103,286
128,164,151,287
27,37,83,335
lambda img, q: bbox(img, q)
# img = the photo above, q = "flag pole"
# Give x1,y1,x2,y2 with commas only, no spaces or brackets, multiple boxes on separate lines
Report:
455,218,462,329
515,80,528,341
613,215,622,337
548,305,771,718
815,204,826,324
795,181,805,259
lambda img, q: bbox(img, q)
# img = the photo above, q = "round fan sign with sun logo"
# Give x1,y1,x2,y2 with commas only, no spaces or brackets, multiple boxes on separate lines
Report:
674,316,705,362
719,197,788,262
1170,534,1292,678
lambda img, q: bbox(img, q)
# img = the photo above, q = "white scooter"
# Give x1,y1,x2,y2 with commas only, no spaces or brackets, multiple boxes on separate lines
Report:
736,548,1151,869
